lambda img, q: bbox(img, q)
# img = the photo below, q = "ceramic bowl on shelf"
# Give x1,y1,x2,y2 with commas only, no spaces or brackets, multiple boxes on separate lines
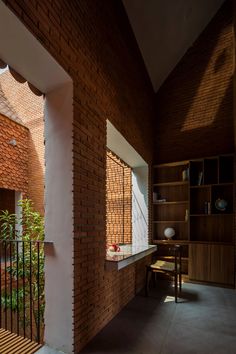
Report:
215,198,227,211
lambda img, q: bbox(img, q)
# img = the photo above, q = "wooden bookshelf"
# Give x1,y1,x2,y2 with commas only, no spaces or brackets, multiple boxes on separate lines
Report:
153,154,235,286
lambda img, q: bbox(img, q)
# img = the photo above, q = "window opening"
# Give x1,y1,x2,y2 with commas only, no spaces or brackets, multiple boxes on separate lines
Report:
106,149,132,246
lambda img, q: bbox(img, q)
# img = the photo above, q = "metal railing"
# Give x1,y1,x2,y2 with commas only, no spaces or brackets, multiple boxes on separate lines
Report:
0,240,45,343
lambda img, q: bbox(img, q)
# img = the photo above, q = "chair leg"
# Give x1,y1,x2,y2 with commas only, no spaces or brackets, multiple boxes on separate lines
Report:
174,273,178,303
179,272,182,293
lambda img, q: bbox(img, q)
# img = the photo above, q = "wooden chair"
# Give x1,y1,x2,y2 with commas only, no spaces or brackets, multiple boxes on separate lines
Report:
145,244,182,303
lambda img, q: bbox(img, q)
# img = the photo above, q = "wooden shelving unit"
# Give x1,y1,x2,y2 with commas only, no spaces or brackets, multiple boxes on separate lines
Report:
152,154,235,286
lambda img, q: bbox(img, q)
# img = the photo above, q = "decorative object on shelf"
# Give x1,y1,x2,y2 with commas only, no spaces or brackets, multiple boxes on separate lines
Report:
153,192,161,202
164,227,175,240
198,171,203,185
207,202,211,214
185,209,189,221
182,168,189,181
215,198,227,211
156,199,167,203
204,201,211,214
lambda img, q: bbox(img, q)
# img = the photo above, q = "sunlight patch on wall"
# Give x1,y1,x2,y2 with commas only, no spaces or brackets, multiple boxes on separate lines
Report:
181,40,230,132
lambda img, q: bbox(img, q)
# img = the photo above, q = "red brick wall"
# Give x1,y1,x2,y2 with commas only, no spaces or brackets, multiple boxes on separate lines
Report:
1,0,156,352
0,113,28,194
155,1,234,163
0,72,44,215
106,151,132,245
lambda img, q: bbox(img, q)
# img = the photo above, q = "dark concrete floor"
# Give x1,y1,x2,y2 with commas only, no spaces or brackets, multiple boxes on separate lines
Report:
80,280,236,354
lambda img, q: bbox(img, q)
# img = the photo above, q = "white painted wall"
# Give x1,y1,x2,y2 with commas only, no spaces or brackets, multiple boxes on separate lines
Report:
132,167,148,248
0,1,70,93
107,121,146,168
15,191,22,236
44,83,73,353
0,2,74,353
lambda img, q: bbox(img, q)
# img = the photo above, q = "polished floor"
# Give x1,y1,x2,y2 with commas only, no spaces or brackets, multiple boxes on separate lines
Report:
81,280,236,354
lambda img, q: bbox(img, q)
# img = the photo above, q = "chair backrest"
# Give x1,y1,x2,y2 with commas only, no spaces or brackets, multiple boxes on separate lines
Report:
155,244,182,273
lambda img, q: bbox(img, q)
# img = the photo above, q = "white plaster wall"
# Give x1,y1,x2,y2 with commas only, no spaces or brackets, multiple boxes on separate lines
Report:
107,121,146,168
44,83,73,353
15,191,22,236
0,2,74,352
132,166,148,248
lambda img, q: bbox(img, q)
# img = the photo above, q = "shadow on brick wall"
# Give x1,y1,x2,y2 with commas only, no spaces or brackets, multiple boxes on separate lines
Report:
155,0,233,163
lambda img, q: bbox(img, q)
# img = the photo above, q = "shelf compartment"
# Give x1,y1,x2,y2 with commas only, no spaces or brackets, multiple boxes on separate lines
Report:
153,163,189,184
153,221,188,241
190,160,204,186
190,214,233,243
190,186,211,215
211,184,234,214
204,158,218,185
219,155,234,183
153,184,188,203
153,203,188,222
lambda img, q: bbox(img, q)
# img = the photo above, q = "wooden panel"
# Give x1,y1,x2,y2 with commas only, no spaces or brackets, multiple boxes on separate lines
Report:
210,245,234,285
189,244,234,285
190,214,233,243
189,244,211,281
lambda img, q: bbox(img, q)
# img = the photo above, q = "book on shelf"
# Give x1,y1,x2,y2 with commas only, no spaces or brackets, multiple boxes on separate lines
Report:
198,171,203,185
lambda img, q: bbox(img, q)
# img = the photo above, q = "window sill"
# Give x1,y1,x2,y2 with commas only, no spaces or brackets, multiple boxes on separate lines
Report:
105,244,157,271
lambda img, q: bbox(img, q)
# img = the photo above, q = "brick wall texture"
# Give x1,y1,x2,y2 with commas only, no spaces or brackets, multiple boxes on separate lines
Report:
155,1,234,163
1,0,156,352
0,113,28,194
106,150,132,245
0,72,45,215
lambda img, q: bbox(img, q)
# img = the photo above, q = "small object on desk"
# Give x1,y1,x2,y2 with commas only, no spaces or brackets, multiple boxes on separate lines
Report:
108,243,120,252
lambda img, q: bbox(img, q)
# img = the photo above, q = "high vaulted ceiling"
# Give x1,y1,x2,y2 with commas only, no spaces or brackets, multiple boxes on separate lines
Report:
122,0,225,92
